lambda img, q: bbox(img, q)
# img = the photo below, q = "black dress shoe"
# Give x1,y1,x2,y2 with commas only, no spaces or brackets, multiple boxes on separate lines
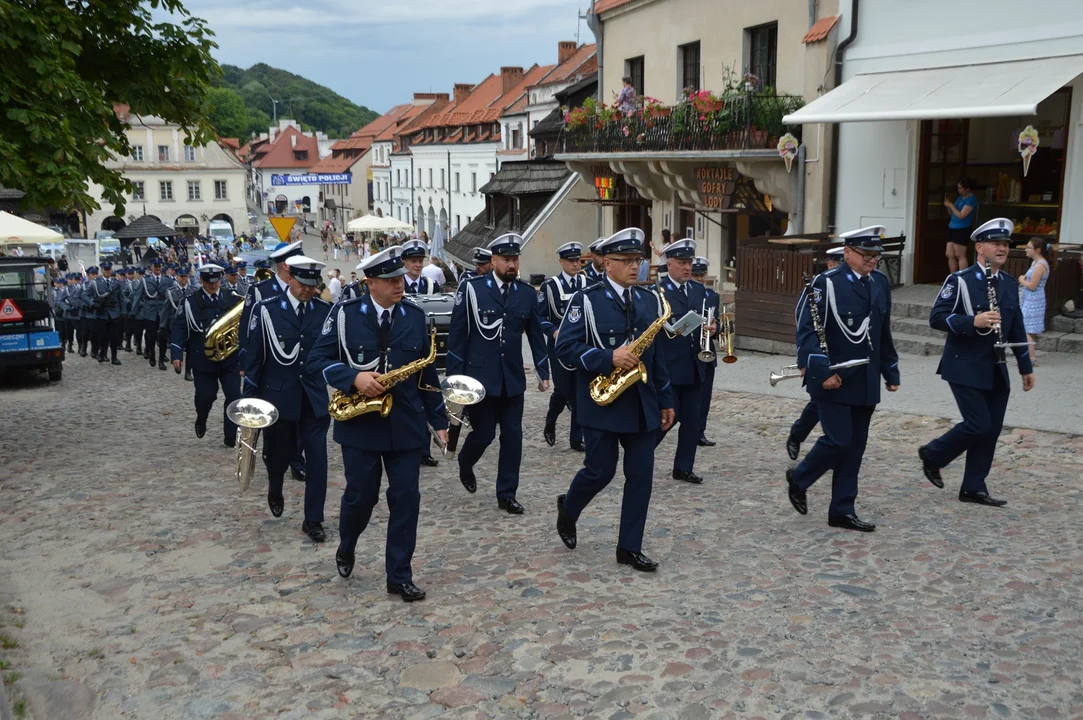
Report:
556,494,576,549
459,466,477,494
672,469,703,484
498,497,524,514
918,446,944,489
786,434,800,461
616,548,658,572
543,424,556,447
570,440,585,452
158,361,167,371
697,435,716,447
959,490,1007,507
98,354,107,363
301,520,326,542
387,581,426,602
786,468,807,515
224,437,235,448
78,349,88,358
124,344,132,353
828,514,876,532
420,454,439,467
291,467,307,483
148,356,156,367
184,369,193,381
267,492,284,518
336,547,355,578
111,357,122,366
194,418,206,439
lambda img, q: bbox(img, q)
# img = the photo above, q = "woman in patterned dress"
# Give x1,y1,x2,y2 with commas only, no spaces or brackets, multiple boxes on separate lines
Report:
1018,237,1050,364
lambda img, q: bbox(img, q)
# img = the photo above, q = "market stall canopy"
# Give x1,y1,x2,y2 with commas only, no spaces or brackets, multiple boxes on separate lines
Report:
0,211,63,245
347,215,414,233
113,215,180,240
783,54,1083,124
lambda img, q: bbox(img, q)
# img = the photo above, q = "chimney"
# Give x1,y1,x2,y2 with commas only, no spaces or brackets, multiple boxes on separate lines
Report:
558,41,578,65
500,67,525,94
290,134,297,148
453,83,473,104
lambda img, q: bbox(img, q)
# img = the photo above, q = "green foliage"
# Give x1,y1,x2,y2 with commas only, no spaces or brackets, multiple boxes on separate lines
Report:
207,87,249,139
216,63,378,138
0,0,220,216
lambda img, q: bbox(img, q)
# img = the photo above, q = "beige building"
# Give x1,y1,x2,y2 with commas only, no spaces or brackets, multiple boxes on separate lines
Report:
555,0,840,278
88,110,249,238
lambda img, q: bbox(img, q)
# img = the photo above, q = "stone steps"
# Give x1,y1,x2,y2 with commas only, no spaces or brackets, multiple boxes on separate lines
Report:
892,316,945,340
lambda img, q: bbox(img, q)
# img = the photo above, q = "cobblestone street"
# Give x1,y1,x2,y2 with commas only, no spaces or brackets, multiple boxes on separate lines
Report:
1,355,1082,720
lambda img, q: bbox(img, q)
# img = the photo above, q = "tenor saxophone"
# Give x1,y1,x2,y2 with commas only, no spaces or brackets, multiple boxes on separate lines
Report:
588,289,671,405
328,327,437,421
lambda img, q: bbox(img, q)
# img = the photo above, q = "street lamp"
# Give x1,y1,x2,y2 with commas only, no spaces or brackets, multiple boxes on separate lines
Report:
268,96,280,123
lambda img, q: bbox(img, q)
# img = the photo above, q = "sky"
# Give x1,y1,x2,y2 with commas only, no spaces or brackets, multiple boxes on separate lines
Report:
172,0,594,113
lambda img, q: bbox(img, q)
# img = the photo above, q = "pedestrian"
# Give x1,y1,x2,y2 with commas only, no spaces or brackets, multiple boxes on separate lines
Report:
343,237,351,262
944,177,978,273
327,269,342,303
617,75,638,116
333,238,340,261
57,254,69,273
1018,236,1051,365
421,255,446,289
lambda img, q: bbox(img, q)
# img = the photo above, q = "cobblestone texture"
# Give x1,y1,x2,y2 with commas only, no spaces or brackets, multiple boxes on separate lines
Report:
1,356,1082,719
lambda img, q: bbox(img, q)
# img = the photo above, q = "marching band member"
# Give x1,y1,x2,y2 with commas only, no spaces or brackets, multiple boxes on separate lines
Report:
307,247,449,601
50,278,68,351
447,233,550,514
919,218,1035,507
691,256,719,447
554,228,675,571
584,238,605,283
222,265,242,294
786,245,844,460
161,265,193,381
243,256,333,541
169,264,245,446
536,242,586,451
786,226,899,532
79,267,100,359
655,238,711,484
401,239,437,295
234,260,251,297
458,247,492,285
131,257,174,370
340,273,366,301
90,262,123,365
60,273,80,353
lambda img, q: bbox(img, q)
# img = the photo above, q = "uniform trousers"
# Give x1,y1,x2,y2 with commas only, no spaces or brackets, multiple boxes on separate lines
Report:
792,399,875,517
80,317,96,354
790,399,820,443
697,364,716,436
655,383,702,472
922,372,1010,494
457,393,525,499
263,394,329,522
143,318,169,362
564,421,654,553
94,317,121,358
194,361,241,443
546,362,582,444
339,446,422,584
62,317,76,347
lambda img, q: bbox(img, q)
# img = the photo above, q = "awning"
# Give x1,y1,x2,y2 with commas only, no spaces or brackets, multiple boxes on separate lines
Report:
324,198,336,210
784,55,1083,124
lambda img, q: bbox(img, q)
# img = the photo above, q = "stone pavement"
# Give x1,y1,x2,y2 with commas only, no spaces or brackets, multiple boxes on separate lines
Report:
1,355,1082,719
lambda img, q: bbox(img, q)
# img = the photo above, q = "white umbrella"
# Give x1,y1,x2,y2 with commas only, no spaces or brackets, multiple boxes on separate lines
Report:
346,215,416,233
0,211,63,245
430,221,446,262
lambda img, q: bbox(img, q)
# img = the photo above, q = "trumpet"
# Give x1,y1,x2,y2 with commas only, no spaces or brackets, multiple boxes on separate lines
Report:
697,301,716,363
769,358,871,386
719,303,737,364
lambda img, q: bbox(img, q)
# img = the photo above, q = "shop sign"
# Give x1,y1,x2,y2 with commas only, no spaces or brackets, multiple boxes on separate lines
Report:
594,175,615,200
174,214,198,227
271,173,351,186
696,166,738,210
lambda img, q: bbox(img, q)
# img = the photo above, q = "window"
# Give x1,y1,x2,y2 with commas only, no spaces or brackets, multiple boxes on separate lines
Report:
748,23,778,88
396,170,401,186
214,180,228,200
187,180,201,201
183,145,196,162
132,145,144,162
680,41,701,92
455,215,460,233
471,172,477,193
131,181,145,201
157,145,170,162
455,172,460,192
293,150,308,161
440,169,445,188
428,169,433,187
159,180,173,201
511,128,522,149
374,183,380,201
626,56,645,95
416,169,421,187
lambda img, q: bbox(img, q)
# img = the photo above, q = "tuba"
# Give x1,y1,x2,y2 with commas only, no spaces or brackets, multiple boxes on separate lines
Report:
589,289,671,405
204,294,245,361
226,398,279,492
431,374,486,457
328,327,437,421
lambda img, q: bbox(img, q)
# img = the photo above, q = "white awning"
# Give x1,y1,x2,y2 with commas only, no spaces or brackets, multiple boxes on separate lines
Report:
784,55,1083,124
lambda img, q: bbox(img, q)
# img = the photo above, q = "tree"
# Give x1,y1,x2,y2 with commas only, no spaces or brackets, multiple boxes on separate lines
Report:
208,87,249,139
0,0,220,215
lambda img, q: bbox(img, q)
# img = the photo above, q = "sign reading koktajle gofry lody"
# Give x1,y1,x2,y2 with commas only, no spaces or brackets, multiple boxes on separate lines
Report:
271,173,352,186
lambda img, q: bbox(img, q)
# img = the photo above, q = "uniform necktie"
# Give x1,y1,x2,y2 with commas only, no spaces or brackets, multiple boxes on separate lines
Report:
622,288,631,307
410,281,417,293
681,284,688,298
380,309,390,334
501,283,509,302
297,301,305,320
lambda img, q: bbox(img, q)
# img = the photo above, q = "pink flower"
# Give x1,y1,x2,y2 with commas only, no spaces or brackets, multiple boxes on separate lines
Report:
623,126,630,137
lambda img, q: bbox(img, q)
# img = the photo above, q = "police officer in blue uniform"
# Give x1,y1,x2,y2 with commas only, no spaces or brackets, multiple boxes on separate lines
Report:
60,274,80,353
583,238,605,283
131,257,174,370
655,238,712,484
244,256,333,542
691,256,720,447
307,246,449,602
918,218,1035,507
222,265,241,294
785,245,844,460
340,274,365,301
447,233,551,514
90,262,124,365
786,226,900,532
73,267,94,358
554,228,675,571
401,239,437,295
234,260,251,297
458,247,493,286
170,264,245,445
51,278,68,352
161,265,193,380
128,267,145,356
536,242,586,451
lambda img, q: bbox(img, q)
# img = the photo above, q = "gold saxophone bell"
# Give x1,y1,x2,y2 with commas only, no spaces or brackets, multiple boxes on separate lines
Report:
226,398,279,492
328,328,438,421
204,295,245,361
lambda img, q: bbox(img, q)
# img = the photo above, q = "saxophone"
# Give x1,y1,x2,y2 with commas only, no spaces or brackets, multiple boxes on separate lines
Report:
328,327,437,421
588,289,671,406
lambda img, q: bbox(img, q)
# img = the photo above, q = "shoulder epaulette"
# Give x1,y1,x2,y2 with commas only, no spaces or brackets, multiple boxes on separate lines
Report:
312,297,332,308
582,281,607,294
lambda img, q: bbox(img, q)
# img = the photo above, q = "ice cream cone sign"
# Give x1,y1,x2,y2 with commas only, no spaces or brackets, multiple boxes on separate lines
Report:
1018,125,1040,177
777,133,799,173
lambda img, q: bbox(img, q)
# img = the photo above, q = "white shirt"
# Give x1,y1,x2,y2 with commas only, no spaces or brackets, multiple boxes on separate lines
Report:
561,271,581,289
606,276,633,303
421,263,445,287
328,276,342,302
285,289,304,314
370,297,392,321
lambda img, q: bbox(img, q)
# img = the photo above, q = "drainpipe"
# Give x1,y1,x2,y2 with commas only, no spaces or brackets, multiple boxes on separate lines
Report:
447,150,452,237
586,1,603,240
410,156,416,234
792,143,807,234
827,0,859,233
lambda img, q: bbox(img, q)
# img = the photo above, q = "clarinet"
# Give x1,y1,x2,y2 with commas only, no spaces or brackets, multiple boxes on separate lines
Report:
805,275,830,361
984,258,1007,364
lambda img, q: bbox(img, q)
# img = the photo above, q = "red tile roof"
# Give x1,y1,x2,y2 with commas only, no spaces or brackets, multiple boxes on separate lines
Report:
219,137,240,150
418,65,554,134
592,0,633,14
537,44,597,86
253,125,320,169
376,102,435,143
803,15,840,43
310,153,361,173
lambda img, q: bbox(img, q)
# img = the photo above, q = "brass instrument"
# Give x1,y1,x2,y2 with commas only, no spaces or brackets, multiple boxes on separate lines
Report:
589,289,671,405
254,267,274,281
226,398,279,492
697,300,716,363
719,302,737,364
429,374,486,457
768,276,867,385
204,296,245,361
328,327,437,421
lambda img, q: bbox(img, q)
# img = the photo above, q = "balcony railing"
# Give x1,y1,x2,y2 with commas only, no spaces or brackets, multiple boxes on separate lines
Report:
560,93,804,154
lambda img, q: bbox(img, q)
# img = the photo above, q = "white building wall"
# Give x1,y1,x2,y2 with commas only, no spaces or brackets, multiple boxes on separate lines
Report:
390,153,415,228
371,140,394,219
412,144,498,236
